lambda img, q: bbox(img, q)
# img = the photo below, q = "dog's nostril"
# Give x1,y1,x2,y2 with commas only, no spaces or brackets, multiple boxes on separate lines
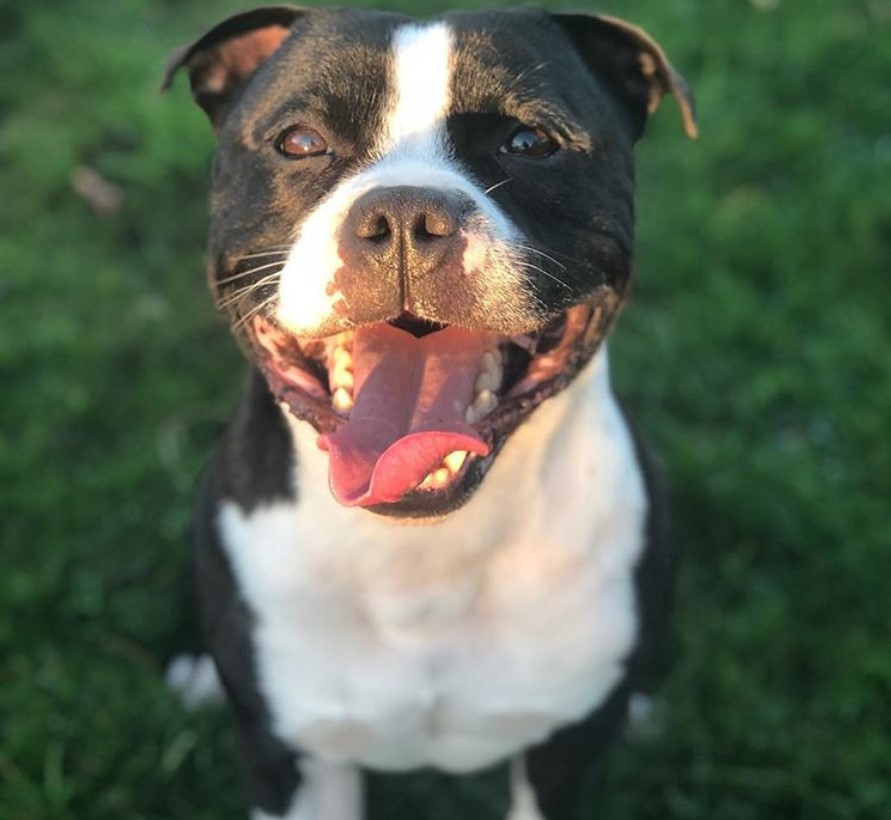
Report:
415,210,457,241
355,213,391,242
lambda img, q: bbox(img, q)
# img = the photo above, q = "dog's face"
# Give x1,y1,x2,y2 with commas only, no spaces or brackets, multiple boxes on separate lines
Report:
166,6,695,517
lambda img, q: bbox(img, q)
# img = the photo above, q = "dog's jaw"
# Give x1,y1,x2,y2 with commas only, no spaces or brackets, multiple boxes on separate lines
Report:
251,297,621,517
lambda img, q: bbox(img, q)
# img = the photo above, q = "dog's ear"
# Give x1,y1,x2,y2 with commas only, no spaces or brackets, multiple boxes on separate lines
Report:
552,13,697,140
162,5,306,127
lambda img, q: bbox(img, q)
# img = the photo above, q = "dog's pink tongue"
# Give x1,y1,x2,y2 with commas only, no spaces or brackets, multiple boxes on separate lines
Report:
319,324,491,506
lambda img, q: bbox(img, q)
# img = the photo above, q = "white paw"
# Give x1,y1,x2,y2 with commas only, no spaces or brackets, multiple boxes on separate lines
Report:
506,756,545,820
626,691,665,740
165,653,225,709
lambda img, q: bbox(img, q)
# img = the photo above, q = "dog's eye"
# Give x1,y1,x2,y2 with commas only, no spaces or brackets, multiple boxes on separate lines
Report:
501,126,557,159
277,127,329,159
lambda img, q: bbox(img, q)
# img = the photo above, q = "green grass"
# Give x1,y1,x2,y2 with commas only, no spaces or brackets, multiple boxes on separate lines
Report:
2,0,890,817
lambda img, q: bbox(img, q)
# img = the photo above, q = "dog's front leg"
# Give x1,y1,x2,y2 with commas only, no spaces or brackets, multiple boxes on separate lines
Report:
249,756,363,820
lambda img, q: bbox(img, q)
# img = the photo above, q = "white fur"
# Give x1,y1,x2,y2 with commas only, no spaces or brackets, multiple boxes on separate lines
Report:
506,757,546,820
383,24,453,158
165,653,225,709
218,348,647,780
276,22,523,335
251,760,362,820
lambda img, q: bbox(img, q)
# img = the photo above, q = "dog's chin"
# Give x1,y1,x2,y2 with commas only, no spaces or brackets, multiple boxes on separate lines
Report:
243,292,621,518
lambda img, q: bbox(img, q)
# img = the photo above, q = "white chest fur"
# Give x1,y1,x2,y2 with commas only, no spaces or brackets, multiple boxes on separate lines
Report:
219,350,647,773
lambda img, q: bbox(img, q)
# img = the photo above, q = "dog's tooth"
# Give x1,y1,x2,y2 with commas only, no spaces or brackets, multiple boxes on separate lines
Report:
465,405,478,425
488,357,503,389
430,468,450,489
473,389,498,417
475,372,494,394
332,347,353,370
419,473,435,489
325,334,350,360
332,387,353,412
331,367,354,391
444,450,467,474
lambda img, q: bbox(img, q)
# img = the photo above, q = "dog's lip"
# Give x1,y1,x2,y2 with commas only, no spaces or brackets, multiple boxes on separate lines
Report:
248,296,618,513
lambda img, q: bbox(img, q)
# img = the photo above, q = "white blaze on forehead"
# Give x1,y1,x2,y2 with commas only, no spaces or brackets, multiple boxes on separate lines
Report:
382,23,454,156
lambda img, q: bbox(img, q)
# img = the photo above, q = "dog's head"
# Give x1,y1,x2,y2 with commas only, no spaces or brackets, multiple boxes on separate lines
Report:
164,6,695,517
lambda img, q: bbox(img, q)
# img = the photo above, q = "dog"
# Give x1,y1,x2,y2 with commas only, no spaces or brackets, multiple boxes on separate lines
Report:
163,6,696,819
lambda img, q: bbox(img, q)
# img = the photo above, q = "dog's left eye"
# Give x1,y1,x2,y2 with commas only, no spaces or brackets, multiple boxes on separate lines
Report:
277,127,329,159
501,126,558,159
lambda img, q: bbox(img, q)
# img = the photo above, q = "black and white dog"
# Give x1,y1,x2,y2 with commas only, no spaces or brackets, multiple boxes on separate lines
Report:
163,6,696,819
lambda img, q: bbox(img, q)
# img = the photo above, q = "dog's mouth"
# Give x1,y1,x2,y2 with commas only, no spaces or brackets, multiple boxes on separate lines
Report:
250,299,617,515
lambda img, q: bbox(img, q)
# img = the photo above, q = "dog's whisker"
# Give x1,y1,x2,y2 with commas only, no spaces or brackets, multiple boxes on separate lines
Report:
236,247,292,260
233,295,277,331
515,244,568,271
217,280,272,310
217,288,279,315
216,261,286,287
217,274,282,310
485,177,513,195
516,261,572,290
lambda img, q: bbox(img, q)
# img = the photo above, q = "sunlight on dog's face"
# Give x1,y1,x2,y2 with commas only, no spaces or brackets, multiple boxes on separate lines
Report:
166,6,695,516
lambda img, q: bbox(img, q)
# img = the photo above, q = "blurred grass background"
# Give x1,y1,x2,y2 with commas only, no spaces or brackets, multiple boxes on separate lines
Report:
2,0,890,817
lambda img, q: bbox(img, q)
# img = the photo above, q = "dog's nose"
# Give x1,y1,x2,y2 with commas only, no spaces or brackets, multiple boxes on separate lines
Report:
342,186,468,275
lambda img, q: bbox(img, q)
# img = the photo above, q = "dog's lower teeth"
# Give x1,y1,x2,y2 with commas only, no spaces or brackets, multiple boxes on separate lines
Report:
481,350,502,382
444,450,467,473
475,372,496,393
418,452,468,492
332,387,353,412
418,469,448,490
475,389,498,415
467,348,503,423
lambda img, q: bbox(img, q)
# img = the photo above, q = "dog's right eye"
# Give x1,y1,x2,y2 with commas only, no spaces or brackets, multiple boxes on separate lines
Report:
277,127,329,159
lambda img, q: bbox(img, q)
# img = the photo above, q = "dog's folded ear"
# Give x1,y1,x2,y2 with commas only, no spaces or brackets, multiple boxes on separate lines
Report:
162,5,305,127
552,13,698,140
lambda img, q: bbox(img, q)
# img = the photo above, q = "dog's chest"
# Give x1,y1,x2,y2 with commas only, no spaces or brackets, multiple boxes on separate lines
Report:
219,360,647,772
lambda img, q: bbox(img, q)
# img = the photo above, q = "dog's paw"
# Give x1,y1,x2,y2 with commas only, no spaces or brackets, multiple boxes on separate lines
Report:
626,691,666,740
506,757,545,820
165,653,225,709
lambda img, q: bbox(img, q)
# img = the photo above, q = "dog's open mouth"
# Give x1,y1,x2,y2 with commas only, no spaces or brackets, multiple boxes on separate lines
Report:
251,300,615,514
